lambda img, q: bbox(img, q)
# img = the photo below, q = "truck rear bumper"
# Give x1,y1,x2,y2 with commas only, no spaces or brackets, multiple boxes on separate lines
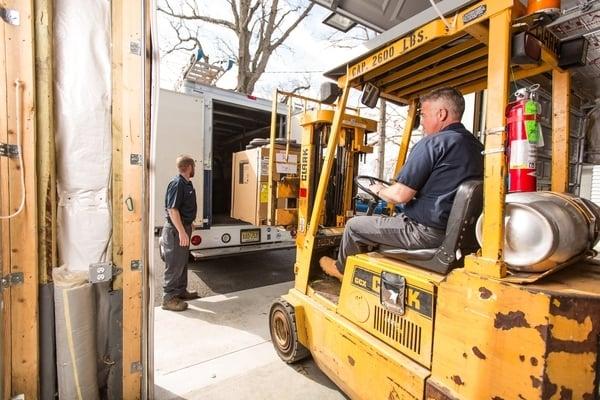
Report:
190,241,295,260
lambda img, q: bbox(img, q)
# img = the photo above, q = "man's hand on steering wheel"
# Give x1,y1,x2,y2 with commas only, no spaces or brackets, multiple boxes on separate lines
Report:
355,175,391,202
369,183,386,198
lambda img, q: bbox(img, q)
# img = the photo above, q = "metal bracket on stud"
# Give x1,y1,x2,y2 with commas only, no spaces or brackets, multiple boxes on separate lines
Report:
129,40,141,56
0,143,19,158
130,259,142,271
130,361,143,373
1,272,24,291
130,154,143,165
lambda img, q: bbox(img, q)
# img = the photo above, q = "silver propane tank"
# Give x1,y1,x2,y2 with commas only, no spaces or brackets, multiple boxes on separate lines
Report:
476,192,600,272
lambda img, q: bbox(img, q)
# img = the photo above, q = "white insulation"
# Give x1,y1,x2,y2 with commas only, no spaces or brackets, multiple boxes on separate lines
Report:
54,1,112,398
55,0,112,272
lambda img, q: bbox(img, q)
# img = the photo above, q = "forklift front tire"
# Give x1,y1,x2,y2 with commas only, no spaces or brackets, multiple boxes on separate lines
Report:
269,299,310,363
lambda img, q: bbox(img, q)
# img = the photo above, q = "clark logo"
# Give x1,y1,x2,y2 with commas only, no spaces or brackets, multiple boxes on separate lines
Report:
406,288,421,311
300,148,309,181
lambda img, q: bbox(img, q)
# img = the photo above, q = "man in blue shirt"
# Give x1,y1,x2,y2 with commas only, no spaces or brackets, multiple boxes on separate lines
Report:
320,87,484,280
161,155,199,311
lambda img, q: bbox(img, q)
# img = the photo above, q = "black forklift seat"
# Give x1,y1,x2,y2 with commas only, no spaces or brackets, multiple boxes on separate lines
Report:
381,180,483,275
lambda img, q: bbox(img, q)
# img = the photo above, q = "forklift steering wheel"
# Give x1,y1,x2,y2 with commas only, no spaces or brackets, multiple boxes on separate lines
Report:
355,175,391,201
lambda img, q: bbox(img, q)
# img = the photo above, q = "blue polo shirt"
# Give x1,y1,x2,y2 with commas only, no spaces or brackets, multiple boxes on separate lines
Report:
165,174,197,225
396,123,483,230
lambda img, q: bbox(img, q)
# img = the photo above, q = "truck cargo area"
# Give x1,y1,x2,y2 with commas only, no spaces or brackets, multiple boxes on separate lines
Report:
153,85,296,258
210,100,282,226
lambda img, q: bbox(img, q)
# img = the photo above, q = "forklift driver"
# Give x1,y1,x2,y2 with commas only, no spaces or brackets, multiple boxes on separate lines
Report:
320,87,484,281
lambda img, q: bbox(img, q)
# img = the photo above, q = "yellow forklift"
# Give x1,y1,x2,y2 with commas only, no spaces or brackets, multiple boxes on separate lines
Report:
268,1,600,399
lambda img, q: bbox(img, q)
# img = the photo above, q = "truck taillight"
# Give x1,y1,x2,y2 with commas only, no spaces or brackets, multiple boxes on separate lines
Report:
191,235,202,246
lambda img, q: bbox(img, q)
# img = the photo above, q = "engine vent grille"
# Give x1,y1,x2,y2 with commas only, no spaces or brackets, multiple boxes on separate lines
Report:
373,306,422,355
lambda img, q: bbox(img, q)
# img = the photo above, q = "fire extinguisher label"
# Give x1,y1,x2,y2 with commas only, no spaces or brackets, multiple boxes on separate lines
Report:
510,139,536,169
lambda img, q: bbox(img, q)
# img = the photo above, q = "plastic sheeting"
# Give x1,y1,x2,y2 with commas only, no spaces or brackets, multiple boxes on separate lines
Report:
53,267,100,400
55,0,112,271
53,0,112,397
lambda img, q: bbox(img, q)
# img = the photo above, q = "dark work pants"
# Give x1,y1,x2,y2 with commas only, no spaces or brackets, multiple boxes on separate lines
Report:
162,223,192,301
336,213,445,273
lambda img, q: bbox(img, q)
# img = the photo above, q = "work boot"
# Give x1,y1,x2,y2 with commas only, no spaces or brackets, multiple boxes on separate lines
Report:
162,297,188,312
178,290,200,300
319,256,344,281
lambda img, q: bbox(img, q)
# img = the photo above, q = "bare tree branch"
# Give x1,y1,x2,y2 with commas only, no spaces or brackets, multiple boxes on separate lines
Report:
158,3,236,30
323,26,374,49
159,0,314,94
270,3,313,50
227,0,240,27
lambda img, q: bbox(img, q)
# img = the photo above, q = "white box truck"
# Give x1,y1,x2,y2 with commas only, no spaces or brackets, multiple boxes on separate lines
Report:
153,83,299,260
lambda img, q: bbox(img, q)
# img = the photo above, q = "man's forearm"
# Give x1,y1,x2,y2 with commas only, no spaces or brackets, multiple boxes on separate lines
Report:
379,182,416,204
377,187,395,204
167,209,185,233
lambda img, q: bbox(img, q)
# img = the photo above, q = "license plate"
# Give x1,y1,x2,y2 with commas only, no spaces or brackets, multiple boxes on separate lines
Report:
240,229,260,243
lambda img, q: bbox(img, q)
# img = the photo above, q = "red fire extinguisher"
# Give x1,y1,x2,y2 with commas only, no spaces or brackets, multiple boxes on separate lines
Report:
506,85,543,192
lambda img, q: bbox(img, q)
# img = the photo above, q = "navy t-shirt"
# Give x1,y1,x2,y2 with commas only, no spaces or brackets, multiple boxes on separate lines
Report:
165,174,197,225
396,123,483,230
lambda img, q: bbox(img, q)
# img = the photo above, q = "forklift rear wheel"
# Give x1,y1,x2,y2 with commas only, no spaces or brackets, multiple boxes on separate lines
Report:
269,299,310,363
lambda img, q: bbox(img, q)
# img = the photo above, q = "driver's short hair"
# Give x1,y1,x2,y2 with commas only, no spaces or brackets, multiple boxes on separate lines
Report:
176,155,195,171
420,87,465,120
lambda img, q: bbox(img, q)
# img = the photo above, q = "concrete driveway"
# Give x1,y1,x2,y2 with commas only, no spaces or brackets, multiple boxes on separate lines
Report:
152,248,347,400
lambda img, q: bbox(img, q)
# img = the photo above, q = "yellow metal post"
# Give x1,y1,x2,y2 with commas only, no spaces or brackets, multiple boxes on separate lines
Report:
392,100,417,179
295,78,350,292
285,96,292,159
551,69,571,192
465,8,512,278
387,101,416,214
267,90,279,225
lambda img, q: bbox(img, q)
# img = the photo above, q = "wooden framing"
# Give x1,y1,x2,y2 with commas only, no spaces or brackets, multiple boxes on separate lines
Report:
35,0,57,283
0,0,40,397
112,0,124,291
0,0,151,397
114,0,151,397
0,5,11,397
